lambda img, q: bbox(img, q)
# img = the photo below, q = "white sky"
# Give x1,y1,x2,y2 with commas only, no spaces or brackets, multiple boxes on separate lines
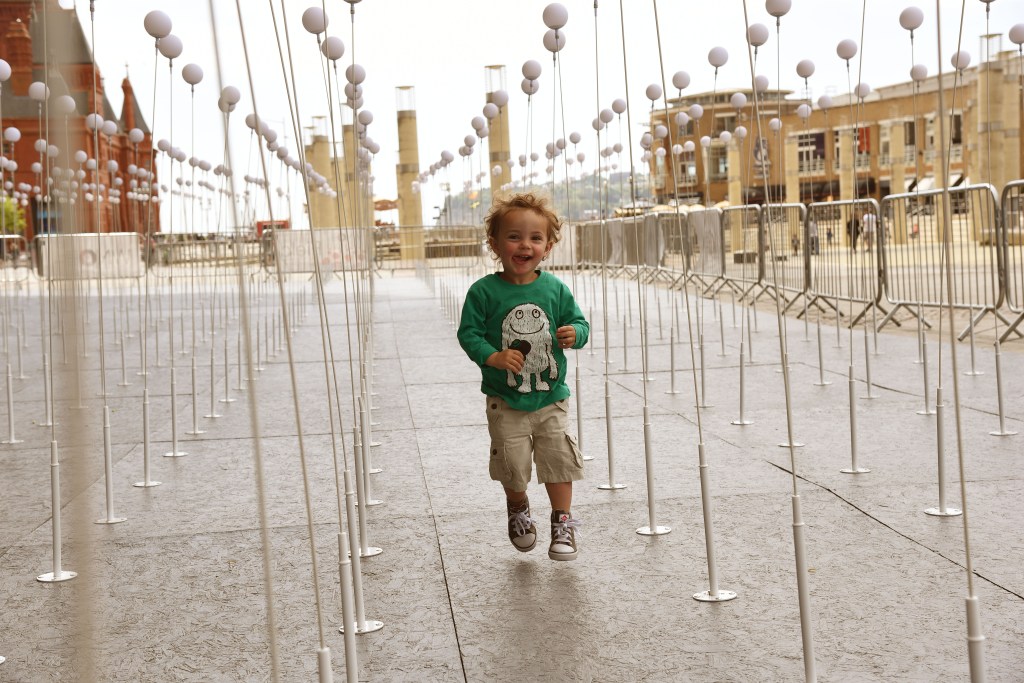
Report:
70,0,1024,230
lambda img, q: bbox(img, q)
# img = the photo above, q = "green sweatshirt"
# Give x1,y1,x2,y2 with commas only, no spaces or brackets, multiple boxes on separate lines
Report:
458,271,589,412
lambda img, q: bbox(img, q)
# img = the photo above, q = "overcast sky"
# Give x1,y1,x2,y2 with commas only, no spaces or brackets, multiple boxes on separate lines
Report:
69,0,1024,229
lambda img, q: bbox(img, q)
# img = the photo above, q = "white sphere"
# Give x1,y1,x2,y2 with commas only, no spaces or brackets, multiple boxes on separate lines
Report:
85,113,103,130
107,160,119,173
143,10,172,39
719,131,732,144
33,139,47,153
101,120,117,136
471,115,485,131
700,135,711,148
768,118,782,132
543,29,566,53
522,59,542,81
542,3,568,30
836,39,858,61
612,98,627,114
950,50,971,71
53,95,76,116
0,59,10,82
577,152,585,162
640,151,651,162
682,140,696,153
730,92,747,109
734,126,747,140
521,78,539,96
159,34,183,60
28,81,49,101
441,150,454,163
899,6,924,31
74,150,88,163
47,144,58,158
569,131,581,144
765,0,792,18
599,108,614,124
3,127,20,143
129,128,144,144
655,147,666,158
157,138,171,152
492,164,502,176
321,36,344,61
478,126,489,139
796,103,812,120
671,144,683,156
854,82,872,99
301,7,328,34
612,142,622,154
592,117,604,131
689,104,704,120
531,151,541,161
747,23,769,47
182,63,203,85
345,63,366,84
645,83,662,101
483,102,499,119
754,74,770,92
491,89,509,107
674,111,689,127
464,135,476,147
652,125,666,140
358,110,373,125
708,46,729,68
817,94,833,109
221,85,241,105
1010,24,1024,46
555,137,566,149
343,82,361,100
796,59,815,79
86,159,97,170
672,71,690,91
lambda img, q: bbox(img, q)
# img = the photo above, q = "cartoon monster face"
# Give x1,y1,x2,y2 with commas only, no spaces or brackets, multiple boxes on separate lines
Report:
507,304,546,336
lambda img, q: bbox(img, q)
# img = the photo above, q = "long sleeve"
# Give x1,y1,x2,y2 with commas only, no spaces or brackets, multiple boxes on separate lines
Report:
457,284,499,366
559,283,589,350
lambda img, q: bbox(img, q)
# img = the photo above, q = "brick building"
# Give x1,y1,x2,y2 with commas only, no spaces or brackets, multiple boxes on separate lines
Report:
0,0,156,239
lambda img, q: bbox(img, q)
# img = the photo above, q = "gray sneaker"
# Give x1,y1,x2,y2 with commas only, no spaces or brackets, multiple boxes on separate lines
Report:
507,497,537,552
549,510,580,561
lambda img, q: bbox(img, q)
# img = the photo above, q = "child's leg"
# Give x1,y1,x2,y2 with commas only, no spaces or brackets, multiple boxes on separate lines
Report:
544,481,572,512
505,487,527,504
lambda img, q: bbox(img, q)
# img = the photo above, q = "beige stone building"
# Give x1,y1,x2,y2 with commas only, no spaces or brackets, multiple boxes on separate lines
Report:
649,49,1022,206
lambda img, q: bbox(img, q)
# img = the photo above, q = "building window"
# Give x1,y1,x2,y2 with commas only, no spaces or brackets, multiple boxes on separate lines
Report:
798,132,825,173
950,112,962,145
713,114,736,135
904,120,916,147
710,146,728,181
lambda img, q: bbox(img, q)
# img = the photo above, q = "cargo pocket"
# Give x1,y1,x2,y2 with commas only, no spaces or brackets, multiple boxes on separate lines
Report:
565,433,584,468
488,442,512,482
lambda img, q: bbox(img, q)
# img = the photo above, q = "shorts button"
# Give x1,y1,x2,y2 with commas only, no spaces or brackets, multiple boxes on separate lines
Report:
491,403,497,409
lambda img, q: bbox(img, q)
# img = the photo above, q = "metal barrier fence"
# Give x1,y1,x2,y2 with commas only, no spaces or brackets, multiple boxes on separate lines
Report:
34,233,143,280
1000,180,1024,340
721,205,762,295
373,225,486,272
880,184,1002,334
806,198,882,321
759,203,808,309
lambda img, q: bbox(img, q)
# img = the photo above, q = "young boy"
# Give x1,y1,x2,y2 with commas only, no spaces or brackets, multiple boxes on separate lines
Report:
457,193,589,561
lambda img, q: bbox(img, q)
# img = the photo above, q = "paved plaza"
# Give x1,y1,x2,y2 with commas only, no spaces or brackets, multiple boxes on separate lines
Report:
1,270,1022,681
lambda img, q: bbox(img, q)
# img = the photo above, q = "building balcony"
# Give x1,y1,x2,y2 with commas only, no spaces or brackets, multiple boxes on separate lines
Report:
798,158,825,175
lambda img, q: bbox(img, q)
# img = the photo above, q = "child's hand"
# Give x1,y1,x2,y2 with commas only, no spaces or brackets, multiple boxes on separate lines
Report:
487,349,525,373
555,325,576,350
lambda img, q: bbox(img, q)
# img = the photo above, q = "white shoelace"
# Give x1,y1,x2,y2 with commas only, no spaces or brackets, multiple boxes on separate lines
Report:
509,509,535,537
551,517,582,545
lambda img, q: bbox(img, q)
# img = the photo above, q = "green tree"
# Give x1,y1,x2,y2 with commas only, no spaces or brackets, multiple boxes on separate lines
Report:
1,197,26,235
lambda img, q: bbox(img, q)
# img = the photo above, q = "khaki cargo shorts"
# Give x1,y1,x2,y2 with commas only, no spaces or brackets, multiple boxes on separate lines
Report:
485,396,584,491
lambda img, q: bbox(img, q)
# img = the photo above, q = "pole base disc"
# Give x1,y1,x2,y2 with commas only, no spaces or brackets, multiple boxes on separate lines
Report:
664,389,680,395
2,439,23,444
860,394,880,400
581,455,594,461
218,397,237,403
731,419,752,426
164,451,188,457
916,409,936,416
963,370,984,377
637,525,671,536
778,442,804,448
693,589,737,602
813,381,832,386
924,507,962,517
204,414,222,419
339,619,384,635
356,546,382,558
368,467,383,474
37,570,77,583
989,430,1018,436
597,483,626,490
186,429,206,436
840,467,870,474
133,480,162,488
95,516,127,524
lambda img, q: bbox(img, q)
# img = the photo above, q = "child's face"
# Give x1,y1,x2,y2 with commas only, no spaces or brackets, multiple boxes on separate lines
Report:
489,209,553,284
